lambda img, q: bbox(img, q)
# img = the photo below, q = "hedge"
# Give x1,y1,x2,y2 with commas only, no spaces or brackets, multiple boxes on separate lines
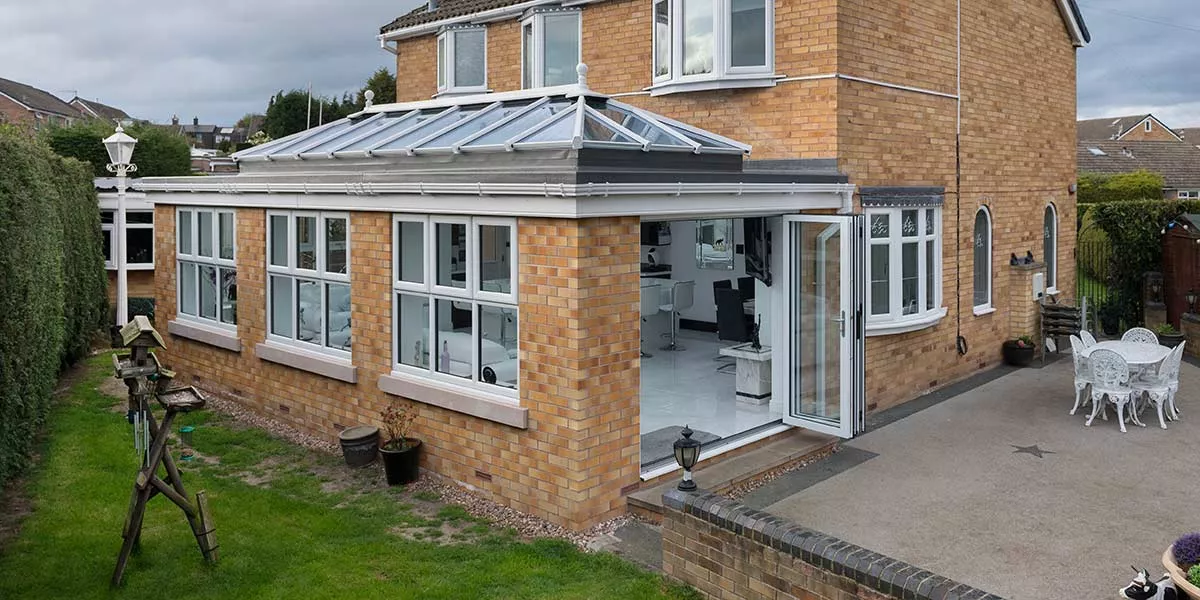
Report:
1077,170,1164,205
0,126,107,484
40,119,191,178
1076,206,1111,281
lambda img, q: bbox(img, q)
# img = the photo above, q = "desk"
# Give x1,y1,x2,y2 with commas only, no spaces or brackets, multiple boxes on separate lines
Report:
719,342,772,404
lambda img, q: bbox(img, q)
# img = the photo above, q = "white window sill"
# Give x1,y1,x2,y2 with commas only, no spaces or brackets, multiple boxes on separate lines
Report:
379,371,527,429
255,341,357,383
106,264,155,271
972,305,996,316
168,319,241,352
865,307,948,337
646,74,780,97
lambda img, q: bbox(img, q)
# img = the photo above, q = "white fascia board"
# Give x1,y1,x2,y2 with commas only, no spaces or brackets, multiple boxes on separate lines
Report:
349,84,607,119
1055,0,1087,47
98,194,153,211
142,184,853,219
379,0,604,42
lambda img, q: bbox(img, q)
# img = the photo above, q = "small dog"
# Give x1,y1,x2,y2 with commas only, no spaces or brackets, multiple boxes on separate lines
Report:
1121,567,1179,600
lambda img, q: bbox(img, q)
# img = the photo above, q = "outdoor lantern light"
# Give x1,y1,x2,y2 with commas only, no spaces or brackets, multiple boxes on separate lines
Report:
1188,289,1198,313
673,425,701,492
102,124,138,328
1150,280,1162,302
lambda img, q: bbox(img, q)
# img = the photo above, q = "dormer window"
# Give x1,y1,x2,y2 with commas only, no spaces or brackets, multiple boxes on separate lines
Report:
650,0,774,96
521,9,581,88
436,27,487,95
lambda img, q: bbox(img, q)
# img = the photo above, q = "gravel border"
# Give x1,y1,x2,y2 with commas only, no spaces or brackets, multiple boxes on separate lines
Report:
723,445,838,501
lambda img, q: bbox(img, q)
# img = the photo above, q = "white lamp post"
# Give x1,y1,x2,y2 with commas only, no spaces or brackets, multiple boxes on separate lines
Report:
103,124,138,326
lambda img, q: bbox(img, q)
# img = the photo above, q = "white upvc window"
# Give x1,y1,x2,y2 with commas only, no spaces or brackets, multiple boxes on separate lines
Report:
1145,120,1153,132
266,211,352,355
392,214,519,398
650,0,775,95
973,206,993,314
102,210,155,270
1181,190,1199,200
177,207,237,327
1044,203,1058,293
865,207,945,335
436,27,488,95
521,9,582,89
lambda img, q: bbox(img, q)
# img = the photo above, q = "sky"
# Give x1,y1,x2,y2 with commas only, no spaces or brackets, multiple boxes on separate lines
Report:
0,0,1194,127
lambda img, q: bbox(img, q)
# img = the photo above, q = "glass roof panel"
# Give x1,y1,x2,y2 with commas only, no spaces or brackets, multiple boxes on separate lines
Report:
302,113,409,155
581,114,638,144
414,101,534,150
462,100,574,148
338,109,447,152
594,106,689,147
373,107,487,152
514,112,578,144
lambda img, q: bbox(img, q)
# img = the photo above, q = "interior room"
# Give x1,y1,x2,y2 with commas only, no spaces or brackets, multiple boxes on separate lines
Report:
639,216,785,467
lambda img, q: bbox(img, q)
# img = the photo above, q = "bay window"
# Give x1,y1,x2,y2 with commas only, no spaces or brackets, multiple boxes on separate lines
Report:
177,207,236,326
865,207,945,334
651,0,774,95
393,215,518,397
973,206,992,313
102,210,154,269
267,211,351,354
437,27,487,95
521,9,581,88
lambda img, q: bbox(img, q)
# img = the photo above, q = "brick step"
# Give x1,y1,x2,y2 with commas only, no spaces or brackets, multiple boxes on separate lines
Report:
626,429,837,521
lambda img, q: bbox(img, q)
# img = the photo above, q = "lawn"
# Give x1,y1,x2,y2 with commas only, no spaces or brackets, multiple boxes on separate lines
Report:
0,355,695,600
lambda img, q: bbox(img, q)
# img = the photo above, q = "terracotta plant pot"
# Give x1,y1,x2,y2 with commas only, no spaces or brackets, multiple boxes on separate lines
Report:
1163,546,1200,598
1001,341,1036,367
380,439,422,486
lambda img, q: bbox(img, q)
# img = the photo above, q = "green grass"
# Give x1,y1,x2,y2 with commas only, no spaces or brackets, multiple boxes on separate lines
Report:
0,355,697,600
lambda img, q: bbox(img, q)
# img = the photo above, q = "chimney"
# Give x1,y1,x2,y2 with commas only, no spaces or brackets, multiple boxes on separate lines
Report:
171,114,179,126
193,116,199,126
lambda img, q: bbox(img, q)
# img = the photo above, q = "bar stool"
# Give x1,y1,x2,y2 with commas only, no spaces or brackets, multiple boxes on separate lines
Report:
640,282,661,358
660,280,695,352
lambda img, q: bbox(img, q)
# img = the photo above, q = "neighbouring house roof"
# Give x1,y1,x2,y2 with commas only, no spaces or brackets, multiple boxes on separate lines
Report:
69,97,131,122
0,76,78,118
1077,114,1182,142
183,124,220,134
1178,128,1200,145
1077,140,1200,189
380,0,1090,45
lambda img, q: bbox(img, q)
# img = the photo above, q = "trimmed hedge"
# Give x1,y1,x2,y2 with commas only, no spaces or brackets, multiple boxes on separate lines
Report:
0,126,107,484
1077,170,1164,205
41,120,191,178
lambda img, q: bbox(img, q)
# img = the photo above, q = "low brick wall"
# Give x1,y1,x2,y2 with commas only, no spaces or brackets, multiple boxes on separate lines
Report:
1182,313,1200,359
662,489,1001,600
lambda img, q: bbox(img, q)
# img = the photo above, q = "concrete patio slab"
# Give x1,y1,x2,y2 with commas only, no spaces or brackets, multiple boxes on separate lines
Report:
763,358,1200,600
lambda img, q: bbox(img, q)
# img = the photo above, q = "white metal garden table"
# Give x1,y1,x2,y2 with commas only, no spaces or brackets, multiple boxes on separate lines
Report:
1079,340,1171,369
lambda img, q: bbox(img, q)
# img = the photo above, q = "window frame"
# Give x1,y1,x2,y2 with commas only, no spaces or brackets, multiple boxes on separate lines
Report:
864,206,945,335
520,8,583,89
1145,120,1153,133
102,209,155,271
1181,190,1198,200
972,206,993,314
435,26,489,96
650,0,775,94
176,207,238,329
391,214,519,400
1044,203,1058,293
265,210,353,357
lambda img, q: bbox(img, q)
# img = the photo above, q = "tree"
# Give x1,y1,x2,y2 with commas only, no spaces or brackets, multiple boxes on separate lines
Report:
263,90,310,139
41,120,191,178
360,68,396,106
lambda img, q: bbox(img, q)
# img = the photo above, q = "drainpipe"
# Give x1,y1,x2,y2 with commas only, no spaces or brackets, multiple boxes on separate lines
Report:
954,0,968,356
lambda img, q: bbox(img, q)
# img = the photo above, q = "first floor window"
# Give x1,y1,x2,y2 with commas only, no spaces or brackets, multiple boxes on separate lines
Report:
177,207,236,326
437,27,487,95
1044,204,1057,291
652,0,772,87
102,210,154,269
973,206,992,310
866,207,943,329
267,211,351,354
521,9,581,88
393,215,518,396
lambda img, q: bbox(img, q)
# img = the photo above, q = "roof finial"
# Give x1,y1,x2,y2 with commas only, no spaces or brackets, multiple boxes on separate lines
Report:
576,63,589,89
364,89,375,109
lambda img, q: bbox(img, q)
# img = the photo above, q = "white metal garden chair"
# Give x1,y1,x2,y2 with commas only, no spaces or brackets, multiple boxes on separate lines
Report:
1131,342,1186,429
1121,327,1159,345
1087,348,1135,433
1069,335,1094,416
1079,330,1098,348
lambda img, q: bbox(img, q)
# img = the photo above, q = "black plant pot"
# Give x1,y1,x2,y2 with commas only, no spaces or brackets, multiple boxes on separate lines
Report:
1160,333,1186,348
1001,341,1036,367
1100,314,1120,336
380,439,422,486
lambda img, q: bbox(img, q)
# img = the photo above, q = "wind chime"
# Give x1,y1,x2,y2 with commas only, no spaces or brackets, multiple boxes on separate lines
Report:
110,316,218,586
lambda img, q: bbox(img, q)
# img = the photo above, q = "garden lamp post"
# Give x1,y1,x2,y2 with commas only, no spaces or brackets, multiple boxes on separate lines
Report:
103,124,138,326
1188,289,1198,314
673,425,701,492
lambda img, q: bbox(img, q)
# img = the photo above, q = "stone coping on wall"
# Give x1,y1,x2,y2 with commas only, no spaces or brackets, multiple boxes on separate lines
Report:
662,489,1002,600
167,319,242,352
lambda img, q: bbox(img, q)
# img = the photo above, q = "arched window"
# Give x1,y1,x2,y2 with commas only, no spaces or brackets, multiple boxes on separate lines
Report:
973,206,992,311
1044,204,1057,291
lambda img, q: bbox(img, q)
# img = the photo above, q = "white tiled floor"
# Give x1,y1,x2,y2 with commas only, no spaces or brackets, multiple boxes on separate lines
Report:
640,328,784,452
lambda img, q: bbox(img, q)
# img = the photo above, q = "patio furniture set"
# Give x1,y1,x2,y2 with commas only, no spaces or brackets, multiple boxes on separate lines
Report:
1070,327,1185,433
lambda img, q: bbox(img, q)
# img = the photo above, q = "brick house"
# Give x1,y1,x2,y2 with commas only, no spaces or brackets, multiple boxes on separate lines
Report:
1077,140,1200,201
0,76,78,131
1078,113,1182,143
138,0,1089,530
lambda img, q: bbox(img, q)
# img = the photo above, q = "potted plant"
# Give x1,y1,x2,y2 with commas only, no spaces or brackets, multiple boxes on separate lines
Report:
1156,323,1186,348
379,400,421,486
1001,336,1036,367
1099,301,1122,336
1163,533,1200,597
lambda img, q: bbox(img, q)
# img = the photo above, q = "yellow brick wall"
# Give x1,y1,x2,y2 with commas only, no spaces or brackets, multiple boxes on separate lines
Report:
1119,120,1180,142
154,206,641,530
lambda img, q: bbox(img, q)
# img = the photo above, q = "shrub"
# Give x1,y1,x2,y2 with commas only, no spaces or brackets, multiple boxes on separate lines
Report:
1076,206,1111,281
0,126,107,484
128,297,156,323
40,120,191,178
1189,564,1200,588
1174,532,1200,568
1078,170,1164,204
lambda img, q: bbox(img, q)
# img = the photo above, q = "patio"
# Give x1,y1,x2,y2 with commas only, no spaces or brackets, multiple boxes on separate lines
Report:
755,355,1200,600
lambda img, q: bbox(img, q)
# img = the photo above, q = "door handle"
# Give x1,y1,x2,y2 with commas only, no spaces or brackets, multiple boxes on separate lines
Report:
832,311,846,336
